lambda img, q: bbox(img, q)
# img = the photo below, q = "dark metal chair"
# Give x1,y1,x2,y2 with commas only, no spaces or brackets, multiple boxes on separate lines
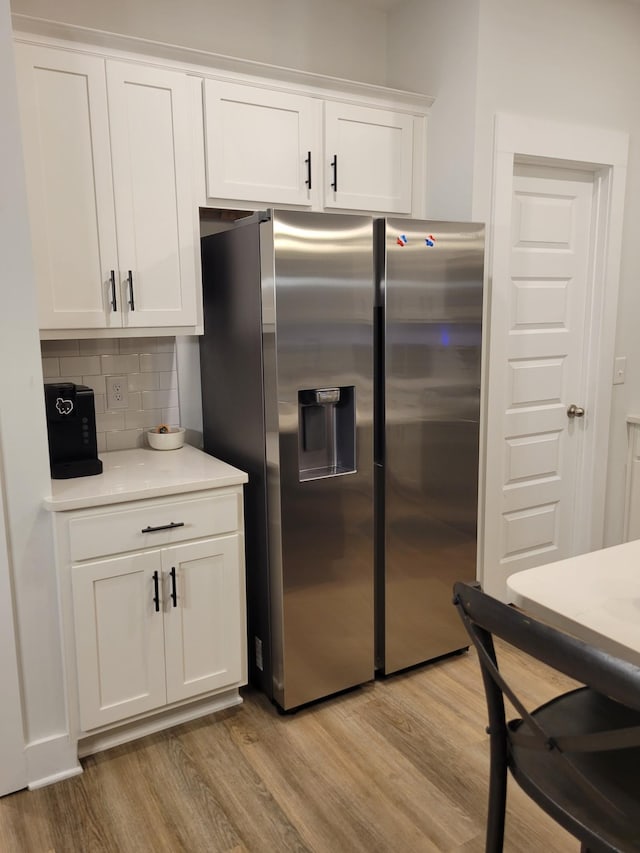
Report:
452,581,640,852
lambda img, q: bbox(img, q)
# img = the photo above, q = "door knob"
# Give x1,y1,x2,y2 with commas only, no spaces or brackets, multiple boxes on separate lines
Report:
567,404,585,419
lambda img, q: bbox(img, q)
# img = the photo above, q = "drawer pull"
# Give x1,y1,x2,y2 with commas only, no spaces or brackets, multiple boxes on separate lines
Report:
141,522,185,534
170,566,177,607
152,570,160,613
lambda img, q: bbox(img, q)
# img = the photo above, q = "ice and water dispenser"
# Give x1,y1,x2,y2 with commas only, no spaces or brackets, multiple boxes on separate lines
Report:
297,386,356,482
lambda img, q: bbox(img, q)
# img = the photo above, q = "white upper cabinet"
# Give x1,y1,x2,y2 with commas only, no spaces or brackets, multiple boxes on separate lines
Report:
16,47,119,331
323,102,414,214
15,44,198,333
107,62,197,328
204,80,319,206
202,79,425,216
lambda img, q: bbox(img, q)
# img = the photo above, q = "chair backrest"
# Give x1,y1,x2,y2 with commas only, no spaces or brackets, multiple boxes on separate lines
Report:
452,581,640,714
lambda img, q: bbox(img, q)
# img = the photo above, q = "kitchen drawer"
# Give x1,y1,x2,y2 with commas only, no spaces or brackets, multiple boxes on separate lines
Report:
68,492,240,561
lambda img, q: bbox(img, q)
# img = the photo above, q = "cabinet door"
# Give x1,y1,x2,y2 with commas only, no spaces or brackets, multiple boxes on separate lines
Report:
204,80,317,206
107,62,197,327
324,102,414,213
14,45,121,330
71,551,166,730
163,535,245,704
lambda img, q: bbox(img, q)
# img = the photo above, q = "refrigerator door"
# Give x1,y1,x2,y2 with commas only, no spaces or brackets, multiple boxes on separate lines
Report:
379,219,484,674
264,210,375,710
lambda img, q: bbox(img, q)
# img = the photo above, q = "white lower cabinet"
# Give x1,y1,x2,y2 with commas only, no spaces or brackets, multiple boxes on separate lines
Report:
55,485,247,747
71,535,243,731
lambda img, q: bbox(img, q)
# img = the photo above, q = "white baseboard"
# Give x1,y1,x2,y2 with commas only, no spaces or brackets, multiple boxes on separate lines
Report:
78,688,243,758
25,733,82,790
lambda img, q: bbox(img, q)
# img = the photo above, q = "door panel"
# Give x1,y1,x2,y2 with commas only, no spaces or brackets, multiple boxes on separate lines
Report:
107,62,197,327
204,80,317,206
71,551,166,731
485,164,594,597
163,536,244,703
266,210,375,709
15,45,119,329
324,102,413,213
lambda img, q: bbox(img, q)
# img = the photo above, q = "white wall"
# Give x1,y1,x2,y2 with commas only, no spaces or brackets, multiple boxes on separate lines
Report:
386,0,479,220
10,0,388,85
471,0,640,545
0,0,69,784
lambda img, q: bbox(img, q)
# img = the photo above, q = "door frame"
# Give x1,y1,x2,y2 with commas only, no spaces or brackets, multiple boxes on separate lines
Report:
0,453,27,796
479,113,628,596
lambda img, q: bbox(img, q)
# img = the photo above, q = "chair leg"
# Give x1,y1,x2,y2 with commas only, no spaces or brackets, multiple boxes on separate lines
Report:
485,736,508,853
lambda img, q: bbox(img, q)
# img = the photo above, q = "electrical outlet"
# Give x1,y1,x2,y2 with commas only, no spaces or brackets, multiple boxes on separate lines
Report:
613,356,627,386
106,375,129,410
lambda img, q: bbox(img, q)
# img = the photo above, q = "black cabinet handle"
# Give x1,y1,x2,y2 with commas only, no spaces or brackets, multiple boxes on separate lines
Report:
141,521,185,534
127,270,135,311
305,151,312,189
330,155,338,191
110,270,117,312
170,567,177,607
152,570,160,613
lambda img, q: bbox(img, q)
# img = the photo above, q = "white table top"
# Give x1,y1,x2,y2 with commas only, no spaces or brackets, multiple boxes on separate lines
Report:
507,540,640,667
44,445,248,511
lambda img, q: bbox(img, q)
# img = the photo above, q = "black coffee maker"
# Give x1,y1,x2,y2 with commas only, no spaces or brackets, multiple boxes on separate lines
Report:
44,383,103,479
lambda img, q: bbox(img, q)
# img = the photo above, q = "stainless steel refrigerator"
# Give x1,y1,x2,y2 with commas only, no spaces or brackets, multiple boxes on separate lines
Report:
199,209,375,711
199,210,484,710
375,218,484,674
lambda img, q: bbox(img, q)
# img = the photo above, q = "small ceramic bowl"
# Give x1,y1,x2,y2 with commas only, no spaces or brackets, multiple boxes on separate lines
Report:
146,426,185,450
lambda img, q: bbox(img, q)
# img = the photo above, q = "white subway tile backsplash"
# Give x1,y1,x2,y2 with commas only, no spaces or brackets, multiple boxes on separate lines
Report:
143,409,164,428
162,407,180,426
79,339,119,356
159,371,177,390
124,409,146,430
154,338,176,353
40,340,80,357
141,389,179,411
45,375,83,385
140,352,175,373
60,356,101,376
82,374,107,396
119,337,155,354
128,372,160,392
106,429,144,451
127,391,142,411
101,354,140,374
96,411,126,432
42,358,60,378
40,337,181,452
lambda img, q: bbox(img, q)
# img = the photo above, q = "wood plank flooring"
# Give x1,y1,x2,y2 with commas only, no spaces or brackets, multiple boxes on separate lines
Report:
0,642,578,852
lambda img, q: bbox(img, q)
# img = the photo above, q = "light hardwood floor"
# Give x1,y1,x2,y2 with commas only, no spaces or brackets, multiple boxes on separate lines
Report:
0,643,578,852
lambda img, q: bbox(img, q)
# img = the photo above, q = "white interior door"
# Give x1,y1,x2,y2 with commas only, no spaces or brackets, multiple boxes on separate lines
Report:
483,163,595,599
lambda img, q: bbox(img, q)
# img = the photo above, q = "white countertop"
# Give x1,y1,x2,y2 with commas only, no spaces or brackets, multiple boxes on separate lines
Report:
507,539,640,666
44,445,248,511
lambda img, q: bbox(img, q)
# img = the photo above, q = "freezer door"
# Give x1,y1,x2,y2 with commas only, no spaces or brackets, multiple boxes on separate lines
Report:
380,219,484,673
265,210,375,709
